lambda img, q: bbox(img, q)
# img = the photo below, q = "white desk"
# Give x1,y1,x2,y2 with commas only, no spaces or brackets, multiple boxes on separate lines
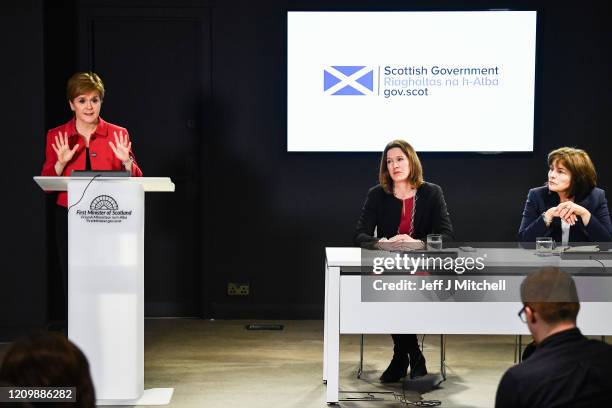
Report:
323,247,612,404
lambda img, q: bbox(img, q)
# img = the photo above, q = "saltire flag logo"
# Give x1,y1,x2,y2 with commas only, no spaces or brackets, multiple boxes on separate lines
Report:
323,66,374,95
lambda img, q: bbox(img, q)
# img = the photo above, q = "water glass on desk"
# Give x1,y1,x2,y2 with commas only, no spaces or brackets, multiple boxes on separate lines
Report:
427,234,443,251
536,237,555,256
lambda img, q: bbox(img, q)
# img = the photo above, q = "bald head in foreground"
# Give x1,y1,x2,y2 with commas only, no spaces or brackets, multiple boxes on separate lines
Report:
495,267,612,408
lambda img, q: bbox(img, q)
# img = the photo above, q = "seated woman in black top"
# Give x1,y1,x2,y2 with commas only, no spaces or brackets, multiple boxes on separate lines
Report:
354,139,454,383
518,147,612,244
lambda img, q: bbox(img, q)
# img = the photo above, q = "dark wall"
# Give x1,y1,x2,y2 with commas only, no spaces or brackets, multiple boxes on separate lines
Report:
1,1,611,337
207,0,612,317
0,1,47,340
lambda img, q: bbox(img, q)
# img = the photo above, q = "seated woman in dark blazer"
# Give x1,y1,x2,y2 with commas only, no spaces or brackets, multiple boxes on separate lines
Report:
354,139,454,383
518,147,612,244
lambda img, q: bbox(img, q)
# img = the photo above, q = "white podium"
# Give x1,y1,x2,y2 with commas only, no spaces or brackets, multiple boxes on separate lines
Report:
34,176,175,406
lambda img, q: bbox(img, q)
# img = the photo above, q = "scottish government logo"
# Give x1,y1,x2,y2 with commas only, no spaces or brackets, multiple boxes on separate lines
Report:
323,66,374,95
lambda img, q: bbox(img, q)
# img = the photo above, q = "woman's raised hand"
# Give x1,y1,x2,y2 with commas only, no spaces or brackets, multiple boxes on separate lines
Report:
108,130,132,163
51,131,79,165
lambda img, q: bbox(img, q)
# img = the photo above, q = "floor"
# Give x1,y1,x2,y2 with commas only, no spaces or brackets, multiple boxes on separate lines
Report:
3,319,602,407
140,319,523,408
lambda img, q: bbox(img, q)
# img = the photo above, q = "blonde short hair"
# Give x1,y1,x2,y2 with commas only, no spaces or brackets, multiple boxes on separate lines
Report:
66,72,105,101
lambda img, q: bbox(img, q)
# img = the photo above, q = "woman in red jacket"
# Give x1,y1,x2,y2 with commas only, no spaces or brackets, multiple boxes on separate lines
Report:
41,72,143,326
41,72,143,205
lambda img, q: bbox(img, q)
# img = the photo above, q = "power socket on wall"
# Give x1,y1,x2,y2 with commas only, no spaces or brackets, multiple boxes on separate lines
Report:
227,282,250,296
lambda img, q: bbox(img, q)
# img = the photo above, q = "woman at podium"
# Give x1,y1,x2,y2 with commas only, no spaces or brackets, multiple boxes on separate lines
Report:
41,72,143,198
518,147,612,244
40,72,143,324
354,139,454,383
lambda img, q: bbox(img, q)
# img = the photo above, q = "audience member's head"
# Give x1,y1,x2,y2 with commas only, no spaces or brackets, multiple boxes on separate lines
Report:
0,331,95,407
520,267,580,343
0,380,34,407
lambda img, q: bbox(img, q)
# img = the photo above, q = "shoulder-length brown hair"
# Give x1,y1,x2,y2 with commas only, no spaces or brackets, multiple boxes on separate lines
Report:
379,139,424,194
547,147,597,201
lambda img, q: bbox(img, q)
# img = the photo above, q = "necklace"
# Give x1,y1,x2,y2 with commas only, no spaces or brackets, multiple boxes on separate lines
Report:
397,192,418,236
393,187,415,200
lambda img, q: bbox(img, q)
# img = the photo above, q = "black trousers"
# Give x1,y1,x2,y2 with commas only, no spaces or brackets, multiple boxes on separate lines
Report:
391,334,420,355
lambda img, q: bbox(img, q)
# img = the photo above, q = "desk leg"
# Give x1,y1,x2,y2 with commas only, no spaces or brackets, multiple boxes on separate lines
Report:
513,335,518,364
440,334,446,380
325,265,340,404
357,334,364,379
323,260,329,383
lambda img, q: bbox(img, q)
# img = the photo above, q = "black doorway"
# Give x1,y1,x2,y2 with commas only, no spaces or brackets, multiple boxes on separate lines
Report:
79,6,212,316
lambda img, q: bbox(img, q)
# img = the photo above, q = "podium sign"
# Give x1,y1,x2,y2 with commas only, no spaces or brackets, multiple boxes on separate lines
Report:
34,176,174,405
68,180,144,400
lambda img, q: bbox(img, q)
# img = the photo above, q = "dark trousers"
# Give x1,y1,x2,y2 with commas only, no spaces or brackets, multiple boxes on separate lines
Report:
391,334,420,356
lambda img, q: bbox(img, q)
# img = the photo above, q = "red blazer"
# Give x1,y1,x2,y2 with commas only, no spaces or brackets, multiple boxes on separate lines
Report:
41,117,143,207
